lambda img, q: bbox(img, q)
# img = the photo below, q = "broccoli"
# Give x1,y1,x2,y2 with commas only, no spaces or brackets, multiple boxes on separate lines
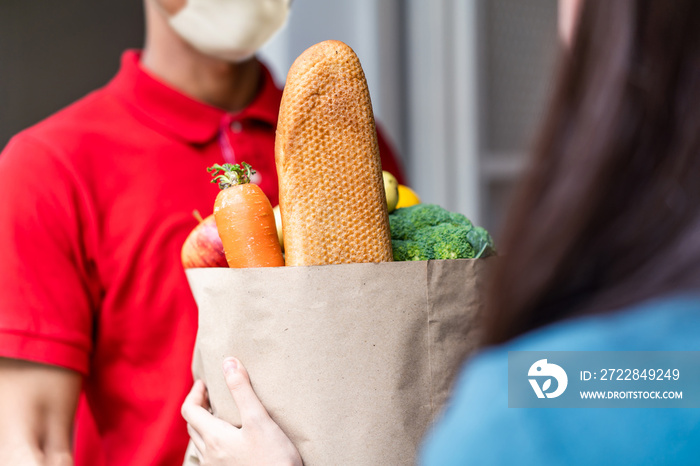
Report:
389,204,495,261
388,204,452,240
466,226,496,258
392,239,432,261
447,211,473,229
426,224,476,260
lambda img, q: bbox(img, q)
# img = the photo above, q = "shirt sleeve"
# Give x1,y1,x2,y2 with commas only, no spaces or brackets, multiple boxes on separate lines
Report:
0,133,99,374
375,123,408,186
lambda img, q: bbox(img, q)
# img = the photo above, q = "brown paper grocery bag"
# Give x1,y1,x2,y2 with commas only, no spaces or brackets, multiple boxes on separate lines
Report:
183,258,492,466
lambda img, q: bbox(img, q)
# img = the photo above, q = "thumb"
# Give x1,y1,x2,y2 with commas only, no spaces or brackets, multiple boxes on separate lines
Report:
223,357,270,426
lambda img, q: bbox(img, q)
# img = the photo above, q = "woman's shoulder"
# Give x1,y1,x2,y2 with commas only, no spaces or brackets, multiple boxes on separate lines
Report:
419,293,700,465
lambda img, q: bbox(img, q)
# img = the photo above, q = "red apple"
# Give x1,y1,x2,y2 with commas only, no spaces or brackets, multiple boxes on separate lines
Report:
181,212,228,268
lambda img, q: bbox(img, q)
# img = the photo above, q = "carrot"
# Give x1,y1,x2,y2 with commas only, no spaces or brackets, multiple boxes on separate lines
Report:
208,162,284,268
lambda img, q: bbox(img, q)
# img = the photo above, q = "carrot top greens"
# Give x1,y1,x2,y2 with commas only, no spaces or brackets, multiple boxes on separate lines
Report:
208,162,256,190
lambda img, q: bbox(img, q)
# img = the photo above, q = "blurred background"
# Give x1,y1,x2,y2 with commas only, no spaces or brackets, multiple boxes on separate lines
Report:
0,0,559,238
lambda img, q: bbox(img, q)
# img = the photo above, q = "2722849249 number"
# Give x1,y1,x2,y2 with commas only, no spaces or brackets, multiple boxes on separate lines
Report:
599,368,680,381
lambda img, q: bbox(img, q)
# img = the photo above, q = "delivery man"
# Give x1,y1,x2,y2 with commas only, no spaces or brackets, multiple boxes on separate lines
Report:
0,0,405,464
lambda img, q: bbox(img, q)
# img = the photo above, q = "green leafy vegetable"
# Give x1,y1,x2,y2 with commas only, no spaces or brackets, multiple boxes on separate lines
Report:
389,204,495,261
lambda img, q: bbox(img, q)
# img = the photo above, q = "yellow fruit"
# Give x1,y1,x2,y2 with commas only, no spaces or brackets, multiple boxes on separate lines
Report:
383,171,399,213
396,185,421,209
273,205,284,251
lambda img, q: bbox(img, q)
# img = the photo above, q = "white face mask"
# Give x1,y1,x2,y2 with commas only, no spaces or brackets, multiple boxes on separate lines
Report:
168,0,290,63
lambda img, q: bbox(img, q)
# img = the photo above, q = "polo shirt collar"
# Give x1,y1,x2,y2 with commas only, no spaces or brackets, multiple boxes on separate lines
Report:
106,50,282,145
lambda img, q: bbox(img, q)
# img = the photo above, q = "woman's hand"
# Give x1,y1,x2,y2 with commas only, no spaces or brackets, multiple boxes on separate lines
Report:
181,357,302,466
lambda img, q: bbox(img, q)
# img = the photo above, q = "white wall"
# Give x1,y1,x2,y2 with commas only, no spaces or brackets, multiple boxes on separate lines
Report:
404,0,482,224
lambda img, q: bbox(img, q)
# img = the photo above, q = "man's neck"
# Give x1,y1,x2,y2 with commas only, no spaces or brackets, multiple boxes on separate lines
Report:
141,1,262,113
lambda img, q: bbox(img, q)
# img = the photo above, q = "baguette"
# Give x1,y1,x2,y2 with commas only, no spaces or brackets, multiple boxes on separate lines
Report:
275,40,393,266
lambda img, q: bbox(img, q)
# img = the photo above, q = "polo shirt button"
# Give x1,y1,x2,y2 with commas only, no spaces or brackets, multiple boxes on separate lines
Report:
230,121,243,133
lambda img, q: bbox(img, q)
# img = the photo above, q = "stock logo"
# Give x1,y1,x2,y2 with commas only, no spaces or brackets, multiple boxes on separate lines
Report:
528,359,568,399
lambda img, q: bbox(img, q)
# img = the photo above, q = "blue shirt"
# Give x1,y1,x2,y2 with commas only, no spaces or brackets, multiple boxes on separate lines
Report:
420,294,700,465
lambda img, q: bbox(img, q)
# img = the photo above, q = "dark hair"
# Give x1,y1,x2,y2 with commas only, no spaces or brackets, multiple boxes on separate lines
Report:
483,0,700,346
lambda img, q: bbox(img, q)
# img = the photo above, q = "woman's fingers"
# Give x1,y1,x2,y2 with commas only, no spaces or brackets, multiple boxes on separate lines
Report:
186,379,208,406
182,380,230,441
187,424,206,456
180,362,302,466
223,357,270,426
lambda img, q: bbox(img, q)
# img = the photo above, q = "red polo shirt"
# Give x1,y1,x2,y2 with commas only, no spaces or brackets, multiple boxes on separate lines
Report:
0,50,404,465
